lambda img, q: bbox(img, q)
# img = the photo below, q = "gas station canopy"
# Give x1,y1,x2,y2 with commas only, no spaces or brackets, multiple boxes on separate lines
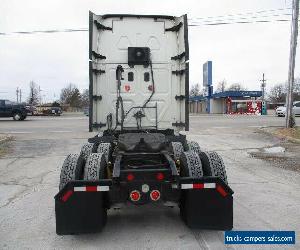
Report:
211,91,262,99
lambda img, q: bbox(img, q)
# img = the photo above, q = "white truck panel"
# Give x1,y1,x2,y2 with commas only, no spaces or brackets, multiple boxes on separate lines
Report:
89,13,189,132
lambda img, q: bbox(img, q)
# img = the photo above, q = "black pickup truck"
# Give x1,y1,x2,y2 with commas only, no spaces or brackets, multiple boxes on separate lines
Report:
0,99,31,121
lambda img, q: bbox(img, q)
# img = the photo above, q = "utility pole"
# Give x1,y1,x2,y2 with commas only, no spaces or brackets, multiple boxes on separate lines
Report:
260,73,266,101
286,0,299,128
19,89,22,103
16,87,19,103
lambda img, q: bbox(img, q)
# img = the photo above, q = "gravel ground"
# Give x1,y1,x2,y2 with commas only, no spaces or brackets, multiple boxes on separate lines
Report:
0,115,300,249
249,128,300,172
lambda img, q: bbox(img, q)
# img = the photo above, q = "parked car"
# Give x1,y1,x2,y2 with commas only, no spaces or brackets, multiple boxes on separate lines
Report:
36,106,62,116
275,101,300,117
49,107,62,116
0,99,31,120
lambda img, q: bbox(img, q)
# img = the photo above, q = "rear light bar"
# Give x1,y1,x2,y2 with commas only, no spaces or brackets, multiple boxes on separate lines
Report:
74,186,109,192
175,183,228,197
181,183,215,189
61,185,109,202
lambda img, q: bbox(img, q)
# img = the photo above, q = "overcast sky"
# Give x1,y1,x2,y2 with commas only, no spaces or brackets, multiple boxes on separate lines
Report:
0,0,299,102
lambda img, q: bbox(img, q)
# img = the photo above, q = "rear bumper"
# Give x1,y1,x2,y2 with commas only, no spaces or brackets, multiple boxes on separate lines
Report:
276,110,286,116
55,177,233,234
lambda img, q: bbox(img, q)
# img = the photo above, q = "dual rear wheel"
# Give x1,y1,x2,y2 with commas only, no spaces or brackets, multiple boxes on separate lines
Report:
58,150,108,231
178,141,228,228
59,142,111,191
172,140,227,183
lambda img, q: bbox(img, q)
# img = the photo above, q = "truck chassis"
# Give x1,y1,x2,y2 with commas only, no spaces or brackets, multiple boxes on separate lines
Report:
55,130,233,235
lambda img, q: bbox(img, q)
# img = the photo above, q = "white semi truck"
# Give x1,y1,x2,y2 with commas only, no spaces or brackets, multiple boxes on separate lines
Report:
55,12,233,235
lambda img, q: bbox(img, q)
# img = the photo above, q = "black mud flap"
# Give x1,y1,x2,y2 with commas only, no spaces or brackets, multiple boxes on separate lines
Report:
179,177,233,230
54,180,111,235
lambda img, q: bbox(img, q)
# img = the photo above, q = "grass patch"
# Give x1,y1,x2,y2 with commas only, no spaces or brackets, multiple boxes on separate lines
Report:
274,127,300,141
0,135,13,157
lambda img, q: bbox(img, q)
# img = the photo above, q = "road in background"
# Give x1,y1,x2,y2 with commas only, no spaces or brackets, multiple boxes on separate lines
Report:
0,114,299,249
1,113,300,135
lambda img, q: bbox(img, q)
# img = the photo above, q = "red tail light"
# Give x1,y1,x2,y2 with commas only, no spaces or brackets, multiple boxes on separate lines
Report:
127,173,135,181
130,190,141,201
156,172,164,181
150,190,160,201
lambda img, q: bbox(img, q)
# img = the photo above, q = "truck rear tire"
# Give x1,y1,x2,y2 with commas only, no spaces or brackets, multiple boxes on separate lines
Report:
97,143,112,163
180,151,203,226
199,151,228,184
59,154,84,190
84,153,107,180
80,143,97,162
171,142,184,161
83,153,108,227
180,151,203,178
187,141,201,154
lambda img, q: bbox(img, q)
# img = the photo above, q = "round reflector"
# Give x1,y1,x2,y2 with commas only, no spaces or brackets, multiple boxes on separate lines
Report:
130,190,141,202
150,190,161,201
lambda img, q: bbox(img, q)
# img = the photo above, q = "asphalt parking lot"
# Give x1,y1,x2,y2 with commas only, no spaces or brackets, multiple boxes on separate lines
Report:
0,114,300,249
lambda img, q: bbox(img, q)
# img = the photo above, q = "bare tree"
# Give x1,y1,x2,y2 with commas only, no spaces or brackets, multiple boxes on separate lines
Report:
81,89,89,107
27,81,39,105
227,83,247,91
52,101,61,107
267,78,300,103
216,79,227,93
189,83,202,97
294,77,300,100
268,84,286,103
60,83,82,108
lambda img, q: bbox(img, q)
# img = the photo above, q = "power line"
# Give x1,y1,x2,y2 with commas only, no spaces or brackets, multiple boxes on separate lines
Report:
189,7,291,21
0,28,88,36
0,8,296,35
0,18,292,36
188,8,293,25
189,19,291,26
189,13,292,24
